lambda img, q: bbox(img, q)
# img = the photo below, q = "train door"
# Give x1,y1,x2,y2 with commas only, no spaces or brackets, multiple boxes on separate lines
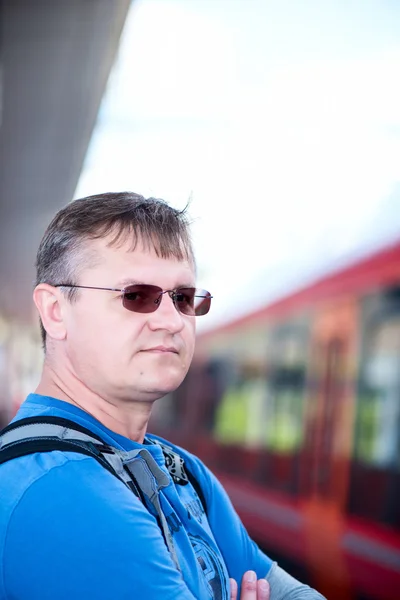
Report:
300,298,359,598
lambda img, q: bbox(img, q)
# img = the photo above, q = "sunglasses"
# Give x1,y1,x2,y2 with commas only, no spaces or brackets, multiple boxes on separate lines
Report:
54,284,212,316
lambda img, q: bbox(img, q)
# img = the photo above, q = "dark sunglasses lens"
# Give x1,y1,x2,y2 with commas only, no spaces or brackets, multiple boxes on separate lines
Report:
175,288,212,316
122,285,162,313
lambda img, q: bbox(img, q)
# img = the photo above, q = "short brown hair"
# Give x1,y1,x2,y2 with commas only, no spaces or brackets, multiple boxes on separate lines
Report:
35,191,194,346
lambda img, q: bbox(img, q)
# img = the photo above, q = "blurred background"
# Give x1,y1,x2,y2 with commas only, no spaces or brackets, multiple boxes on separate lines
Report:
1,1,400,598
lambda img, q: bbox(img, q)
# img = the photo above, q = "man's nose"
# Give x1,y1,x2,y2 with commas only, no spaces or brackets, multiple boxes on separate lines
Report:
147,292,184,333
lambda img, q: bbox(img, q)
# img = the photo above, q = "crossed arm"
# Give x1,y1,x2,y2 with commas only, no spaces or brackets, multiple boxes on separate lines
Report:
3,453,325,599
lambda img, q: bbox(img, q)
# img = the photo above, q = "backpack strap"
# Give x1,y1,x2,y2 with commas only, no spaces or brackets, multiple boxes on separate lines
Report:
0,416,187,569
0,416,144,500
0,416,207,514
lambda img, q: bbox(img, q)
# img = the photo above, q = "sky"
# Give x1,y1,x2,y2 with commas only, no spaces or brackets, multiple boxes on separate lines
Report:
75,0,400,331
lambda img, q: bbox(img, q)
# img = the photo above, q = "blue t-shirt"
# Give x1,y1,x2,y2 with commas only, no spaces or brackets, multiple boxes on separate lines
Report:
0,394,325,600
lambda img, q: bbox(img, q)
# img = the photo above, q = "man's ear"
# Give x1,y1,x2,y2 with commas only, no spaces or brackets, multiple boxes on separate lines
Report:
33,284,67,341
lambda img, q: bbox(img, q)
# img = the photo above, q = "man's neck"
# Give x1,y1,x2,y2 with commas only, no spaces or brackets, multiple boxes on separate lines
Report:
35,363,152,443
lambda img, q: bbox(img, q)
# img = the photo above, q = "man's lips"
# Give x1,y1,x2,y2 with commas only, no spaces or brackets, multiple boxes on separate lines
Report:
141,346,179,354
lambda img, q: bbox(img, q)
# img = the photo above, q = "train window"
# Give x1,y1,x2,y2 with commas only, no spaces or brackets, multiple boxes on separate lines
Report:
355,317,400,469
265,367,305,452
264,322,309,455
253,318,310,495
214,359,268,448
349,292,400,528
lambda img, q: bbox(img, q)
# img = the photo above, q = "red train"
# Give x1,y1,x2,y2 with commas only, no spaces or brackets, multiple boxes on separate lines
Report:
150,239,400,600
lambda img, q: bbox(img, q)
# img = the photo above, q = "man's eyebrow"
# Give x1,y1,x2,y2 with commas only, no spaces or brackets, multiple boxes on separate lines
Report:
116,278,142,287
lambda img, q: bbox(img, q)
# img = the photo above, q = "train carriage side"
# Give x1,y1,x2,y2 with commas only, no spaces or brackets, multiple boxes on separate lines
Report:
150,240,400,600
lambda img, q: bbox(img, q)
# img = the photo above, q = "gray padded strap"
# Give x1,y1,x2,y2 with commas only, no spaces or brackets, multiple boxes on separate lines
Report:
123,449,180,570
0,423,102,449
123,448,170,490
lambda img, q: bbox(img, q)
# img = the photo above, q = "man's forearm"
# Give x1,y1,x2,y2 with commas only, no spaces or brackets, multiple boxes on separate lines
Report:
266,564,326,600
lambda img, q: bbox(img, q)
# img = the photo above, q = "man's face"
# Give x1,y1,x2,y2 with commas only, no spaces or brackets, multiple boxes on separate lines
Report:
60,236,197,403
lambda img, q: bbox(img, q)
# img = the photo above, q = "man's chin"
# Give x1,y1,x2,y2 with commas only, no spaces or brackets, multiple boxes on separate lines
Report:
146,383,181,400
130,379,184,402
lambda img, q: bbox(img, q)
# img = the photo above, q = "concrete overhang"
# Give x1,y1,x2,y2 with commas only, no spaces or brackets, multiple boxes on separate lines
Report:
0,0,131,322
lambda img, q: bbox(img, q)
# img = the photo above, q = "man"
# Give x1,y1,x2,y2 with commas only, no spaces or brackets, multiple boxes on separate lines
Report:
0,192,325,599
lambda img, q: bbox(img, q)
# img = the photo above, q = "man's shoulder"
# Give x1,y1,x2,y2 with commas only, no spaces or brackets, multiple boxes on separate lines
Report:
0,451,98,512
0,447,150,561
0,448,132,527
